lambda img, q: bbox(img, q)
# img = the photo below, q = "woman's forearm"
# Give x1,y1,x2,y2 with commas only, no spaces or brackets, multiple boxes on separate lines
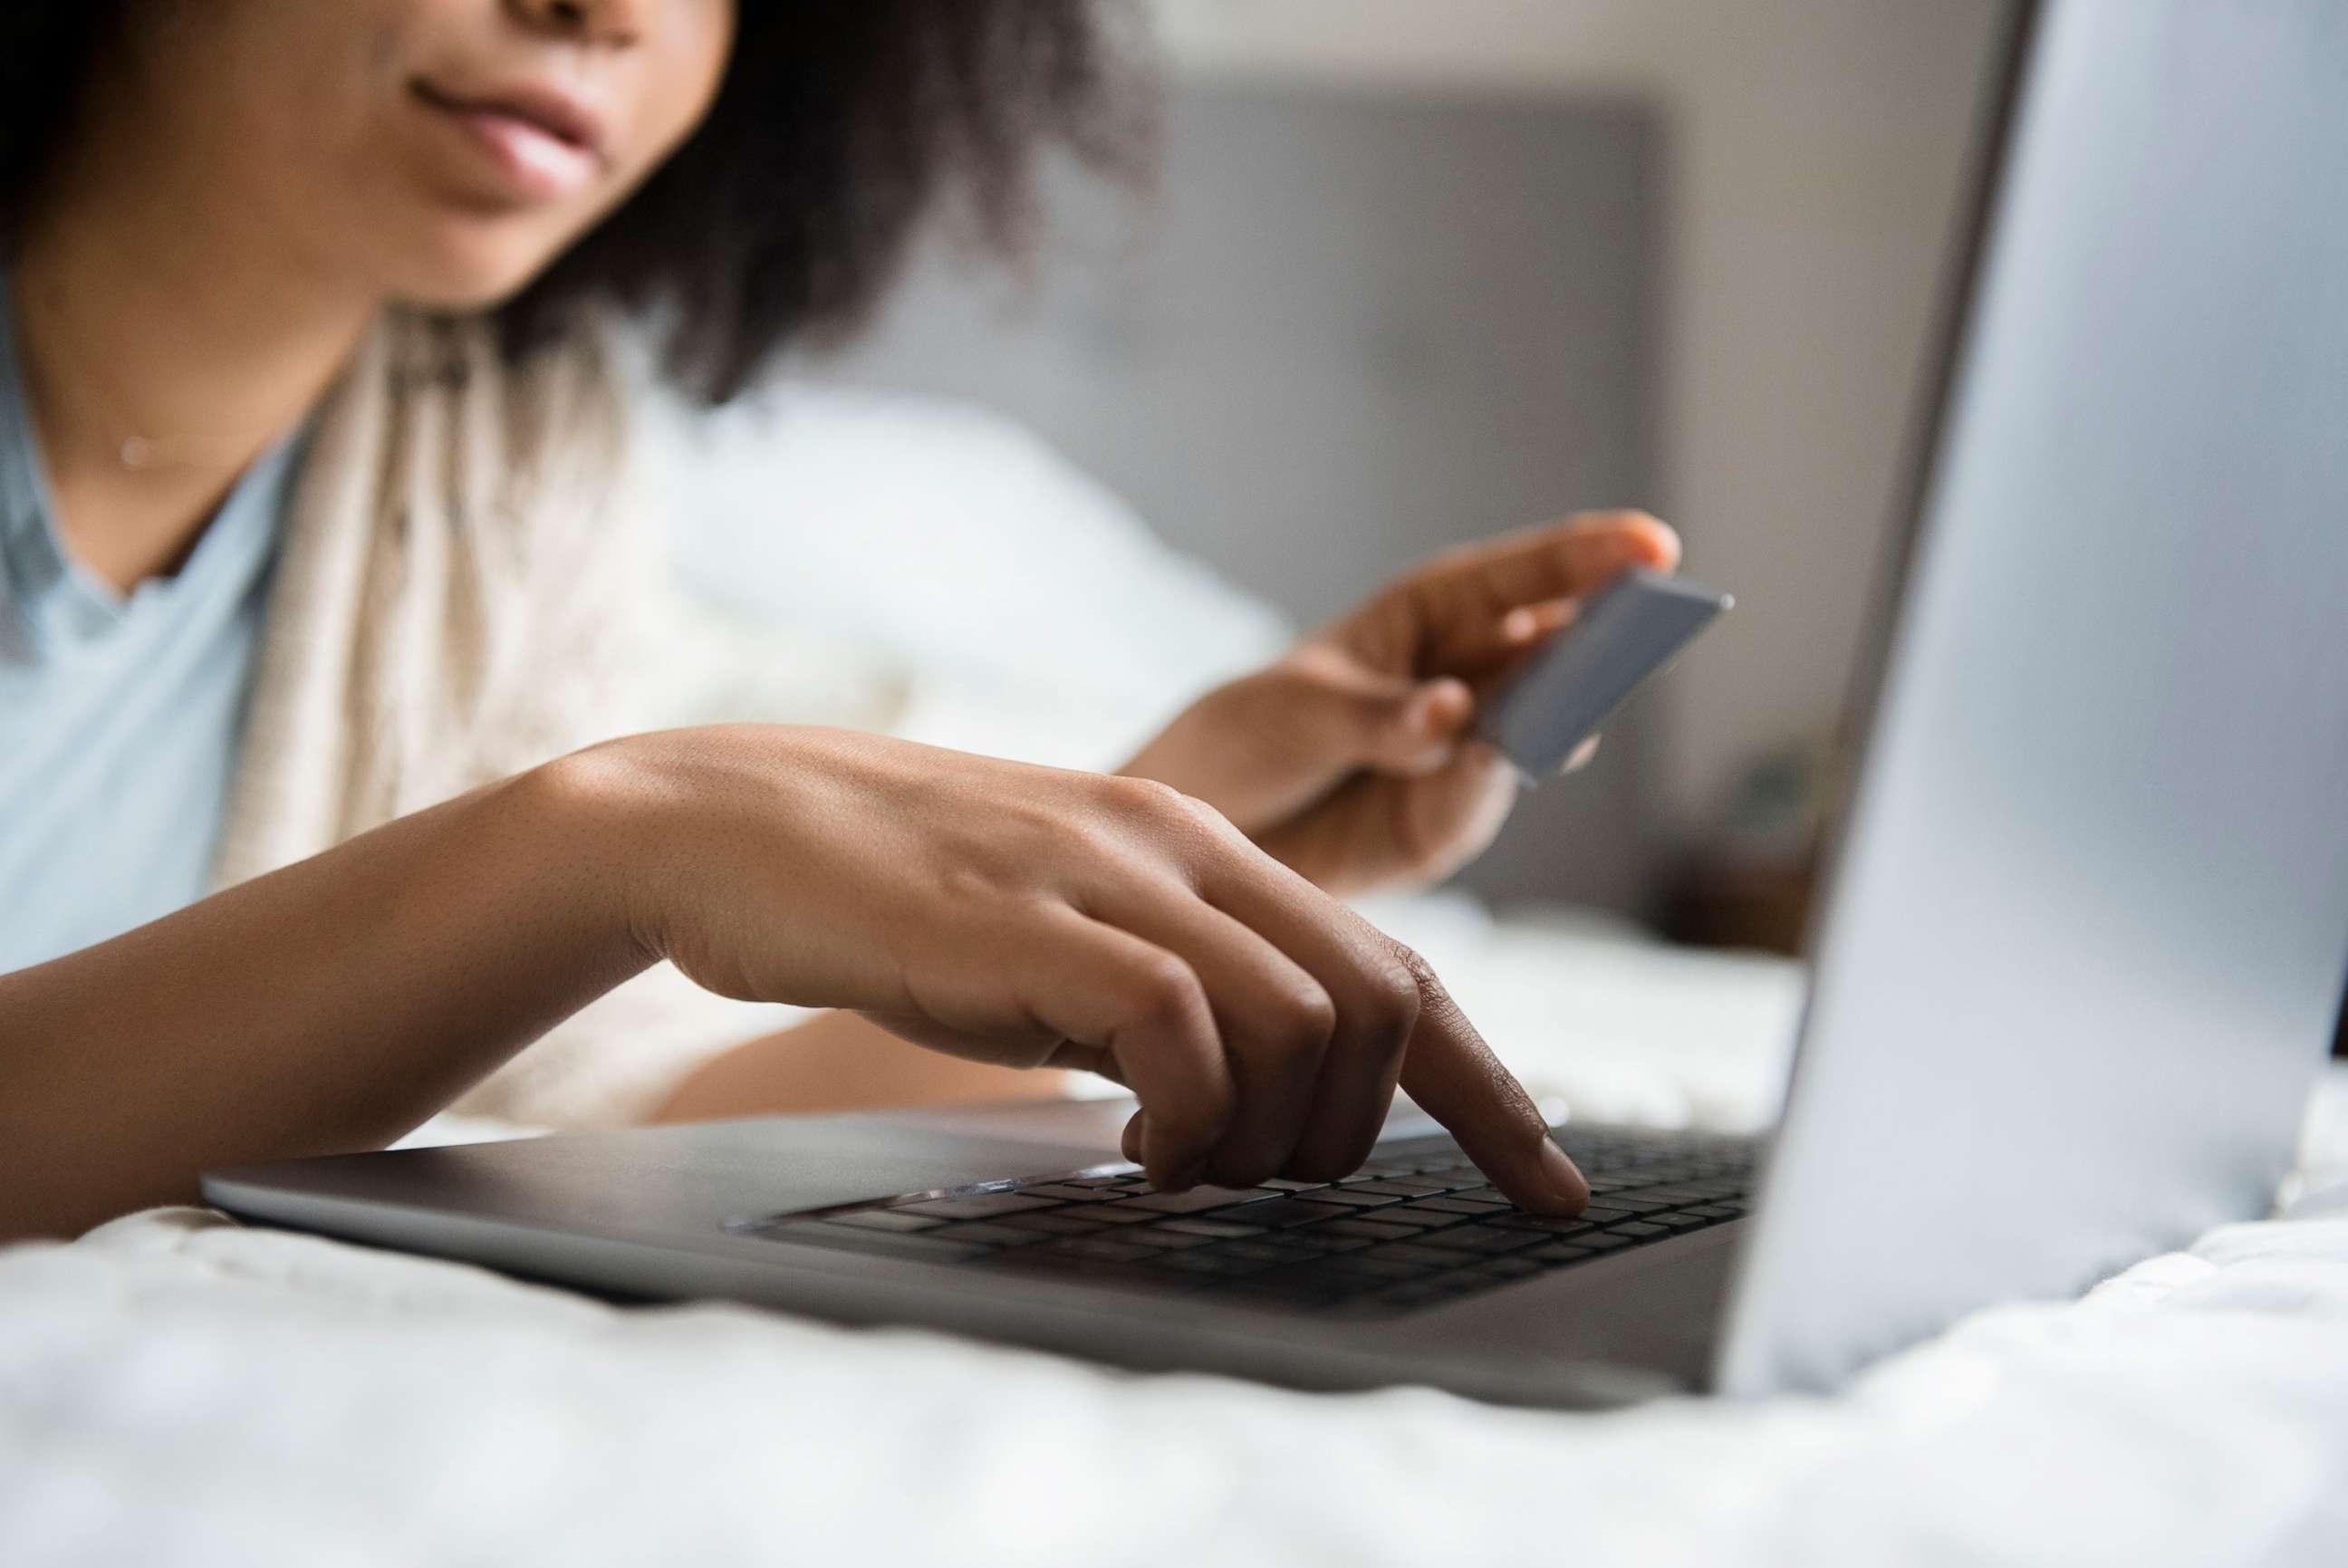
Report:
0,764,646,1238
0,724,1591,1239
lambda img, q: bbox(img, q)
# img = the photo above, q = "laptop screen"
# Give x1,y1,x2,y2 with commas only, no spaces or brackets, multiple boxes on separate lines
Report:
1717,0,2348,1394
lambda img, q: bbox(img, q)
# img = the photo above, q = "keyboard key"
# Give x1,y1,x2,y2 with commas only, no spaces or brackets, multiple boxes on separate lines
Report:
1212,1198,1354,1228
1359,1207,1470,1232
1124,1186,1278,1214
990,1211,1117,1235
1344,1241,1468,1269
1414,1224,1541,1255
897,1193,1064,1221
1525,1242,1594,1265
821,1209,947,1233
1300,1189,1407,1209
1486,1212,1601,1236
1114,1228,1217,1251
1274,1230,1373,1255
1212,1239,1326,1265
1447,1187,1514,1204
1153,1217,1267,1240
742,1128,1756,1313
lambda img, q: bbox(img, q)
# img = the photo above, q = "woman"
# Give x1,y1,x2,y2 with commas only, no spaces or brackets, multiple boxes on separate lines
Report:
0,0,1679,1239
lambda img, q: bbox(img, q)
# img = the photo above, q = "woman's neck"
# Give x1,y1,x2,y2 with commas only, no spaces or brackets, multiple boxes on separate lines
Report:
12,111,381,595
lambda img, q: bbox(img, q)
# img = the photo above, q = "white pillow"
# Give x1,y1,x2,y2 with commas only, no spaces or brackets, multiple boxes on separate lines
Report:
641,381,1292,765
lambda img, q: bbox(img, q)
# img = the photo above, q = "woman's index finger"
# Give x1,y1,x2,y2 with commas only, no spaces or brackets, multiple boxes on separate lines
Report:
1392,955,1590,1216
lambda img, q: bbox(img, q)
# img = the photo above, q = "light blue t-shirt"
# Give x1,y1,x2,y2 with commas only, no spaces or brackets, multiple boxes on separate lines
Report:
0,276,303,973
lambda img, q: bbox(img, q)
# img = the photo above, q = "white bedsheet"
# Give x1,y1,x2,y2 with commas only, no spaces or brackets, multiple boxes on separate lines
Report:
6,955,2343,1567
5,1145,2346,1566
14,390,2339,1564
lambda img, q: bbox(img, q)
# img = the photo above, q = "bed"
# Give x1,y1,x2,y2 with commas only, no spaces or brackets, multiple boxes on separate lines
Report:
9,1005,2344,1566
8,392,2343,1565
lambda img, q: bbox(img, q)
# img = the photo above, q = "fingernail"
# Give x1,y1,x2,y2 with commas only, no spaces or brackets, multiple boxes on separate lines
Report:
1422,679,1469,718
1538,1138,1591,1213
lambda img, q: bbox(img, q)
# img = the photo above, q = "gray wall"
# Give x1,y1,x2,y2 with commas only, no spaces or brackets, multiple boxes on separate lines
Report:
1154,0,2011,835
806,85,1667,912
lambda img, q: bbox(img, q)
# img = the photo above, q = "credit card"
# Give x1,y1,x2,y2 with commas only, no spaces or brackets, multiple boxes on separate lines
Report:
1474,568,1732,780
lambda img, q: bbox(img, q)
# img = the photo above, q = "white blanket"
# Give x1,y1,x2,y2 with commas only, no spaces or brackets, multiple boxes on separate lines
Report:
14,392,2339,1564
6,1139,2347,1568
7,984,2344,1568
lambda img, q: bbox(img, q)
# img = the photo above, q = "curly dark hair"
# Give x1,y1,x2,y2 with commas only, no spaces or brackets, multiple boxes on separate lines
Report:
0,2,1141,402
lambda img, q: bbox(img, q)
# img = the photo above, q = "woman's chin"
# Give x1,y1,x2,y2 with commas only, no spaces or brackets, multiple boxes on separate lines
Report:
372,227,581,315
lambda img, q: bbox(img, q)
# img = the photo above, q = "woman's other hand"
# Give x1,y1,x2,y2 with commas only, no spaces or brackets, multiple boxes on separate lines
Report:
1120,511,1681,897
555,728,1587,1211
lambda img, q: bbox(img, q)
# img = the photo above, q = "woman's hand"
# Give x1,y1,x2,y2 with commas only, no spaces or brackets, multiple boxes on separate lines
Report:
563,726,1587,1209
1121,512,1681,897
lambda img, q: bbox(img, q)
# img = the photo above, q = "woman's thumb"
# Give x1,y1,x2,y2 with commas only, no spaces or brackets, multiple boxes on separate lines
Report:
1330,670,1474,775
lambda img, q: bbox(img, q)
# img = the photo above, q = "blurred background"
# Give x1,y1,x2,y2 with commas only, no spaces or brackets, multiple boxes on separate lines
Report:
641,0,2009,950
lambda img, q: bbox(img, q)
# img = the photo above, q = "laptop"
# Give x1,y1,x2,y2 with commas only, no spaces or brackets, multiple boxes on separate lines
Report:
205,0,2348,1408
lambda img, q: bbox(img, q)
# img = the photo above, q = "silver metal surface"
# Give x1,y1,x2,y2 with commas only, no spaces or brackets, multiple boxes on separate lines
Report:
206,1101,1716,1409
1716,0,2348,1395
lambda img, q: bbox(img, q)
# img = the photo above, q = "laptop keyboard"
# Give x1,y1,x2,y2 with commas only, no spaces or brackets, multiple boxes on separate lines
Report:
732,1122,1756,1316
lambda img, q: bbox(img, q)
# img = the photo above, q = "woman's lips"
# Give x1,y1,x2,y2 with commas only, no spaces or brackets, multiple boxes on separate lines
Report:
412,79,609,204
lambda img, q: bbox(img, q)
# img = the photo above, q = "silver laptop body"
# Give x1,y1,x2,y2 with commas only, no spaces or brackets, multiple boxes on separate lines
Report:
206,0,2348,1408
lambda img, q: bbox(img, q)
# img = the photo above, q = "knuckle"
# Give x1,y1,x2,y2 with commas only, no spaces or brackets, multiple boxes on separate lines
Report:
1123,951,1202,1023
1102,774,1188,819
1366,951,1429,1036
1041,792,1133,863
1098,776,1231,857
1387,943,1442,999
1268,982,1339,1056
1388,941,1438,989
1178,790,1238,837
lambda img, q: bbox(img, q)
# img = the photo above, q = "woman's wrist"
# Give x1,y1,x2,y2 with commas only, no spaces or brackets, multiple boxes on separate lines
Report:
515,739,687,978
525,726,839,998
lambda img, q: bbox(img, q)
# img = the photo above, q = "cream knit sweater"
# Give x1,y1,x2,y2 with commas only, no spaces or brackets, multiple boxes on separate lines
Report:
210,311,774,1127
